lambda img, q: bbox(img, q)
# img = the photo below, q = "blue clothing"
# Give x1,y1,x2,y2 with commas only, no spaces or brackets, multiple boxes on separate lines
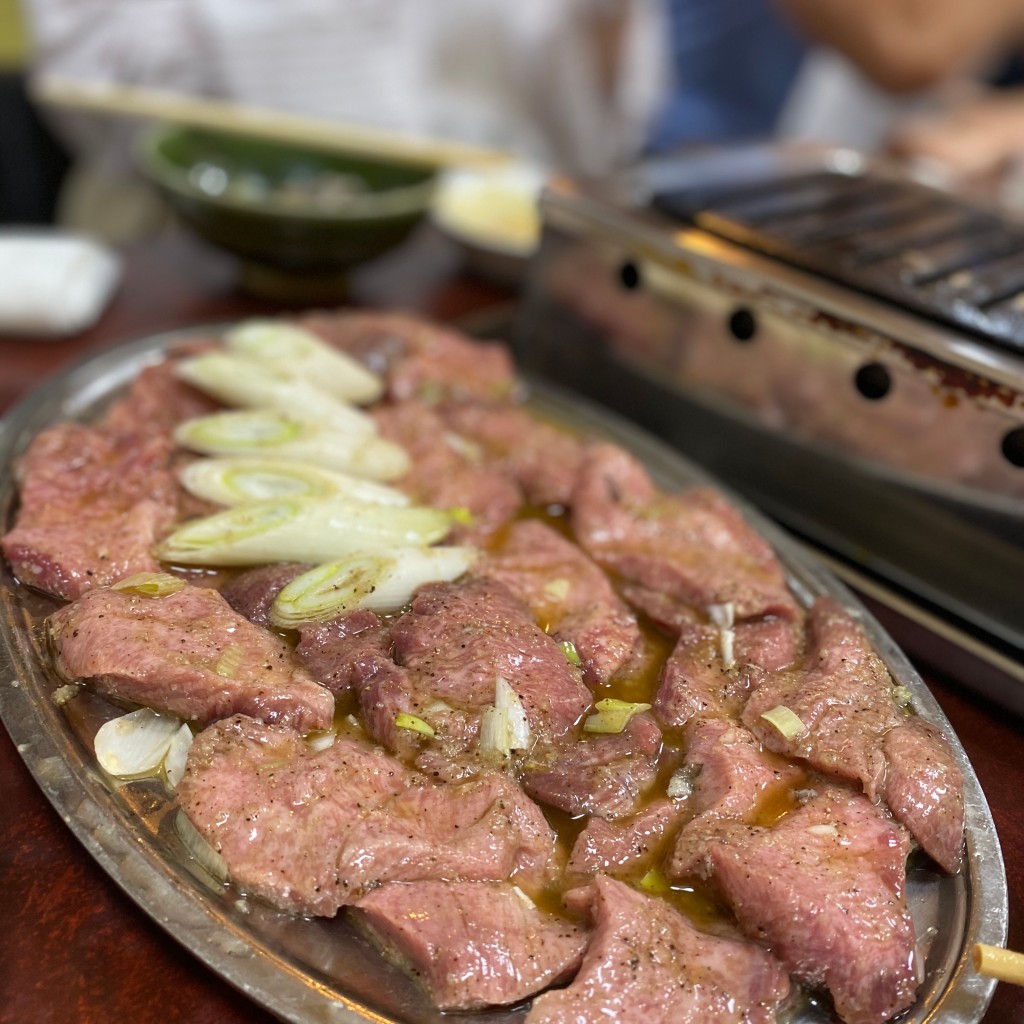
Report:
648,0,807,151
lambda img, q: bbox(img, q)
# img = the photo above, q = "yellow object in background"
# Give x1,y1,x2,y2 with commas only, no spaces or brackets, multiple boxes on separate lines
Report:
0,0,29,70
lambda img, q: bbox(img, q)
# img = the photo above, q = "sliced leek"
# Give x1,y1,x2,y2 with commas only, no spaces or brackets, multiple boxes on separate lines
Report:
270,546,478,627
163,723,194,788
176,352,377,439
174,410,410,481
225,319,384,405
155,496,453,566
179,457,410,508
94,708,183,778
175,809,229,882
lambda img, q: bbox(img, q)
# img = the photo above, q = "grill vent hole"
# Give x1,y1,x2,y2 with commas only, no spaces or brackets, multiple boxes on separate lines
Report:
618,261,641,291
854,363,892,400
1001,427,1024,467
728,308,757,342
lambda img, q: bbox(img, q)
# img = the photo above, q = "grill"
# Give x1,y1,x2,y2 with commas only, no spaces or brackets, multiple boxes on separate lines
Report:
513,143,1024,704
652,167,1024,354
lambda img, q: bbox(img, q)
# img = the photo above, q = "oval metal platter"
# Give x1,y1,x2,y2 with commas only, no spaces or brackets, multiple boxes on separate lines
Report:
0,326,1009,1024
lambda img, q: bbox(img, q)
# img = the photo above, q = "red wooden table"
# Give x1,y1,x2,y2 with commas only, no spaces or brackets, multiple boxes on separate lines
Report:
1,229,1021,1024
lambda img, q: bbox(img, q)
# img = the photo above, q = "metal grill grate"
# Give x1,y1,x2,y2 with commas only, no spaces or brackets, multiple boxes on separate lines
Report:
652,170,1024,354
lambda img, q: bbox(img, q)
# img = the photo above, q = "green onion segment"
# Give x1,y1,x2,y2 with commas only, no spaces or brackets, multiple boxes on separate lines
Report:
179,457,410,508
155,497,454,566
759,704,807,741
94,708,184,779
583,698,652,734
111,572,187,597
394,713,436,738
270,546,479,627
176,352,377,438
174,409,410,481
479,676,532,757
224,319,384,405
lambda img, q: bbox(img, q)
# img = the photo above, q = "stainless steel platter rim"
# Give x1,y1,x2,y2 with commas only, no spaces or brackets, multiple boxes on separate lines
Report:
0,325,1008,1024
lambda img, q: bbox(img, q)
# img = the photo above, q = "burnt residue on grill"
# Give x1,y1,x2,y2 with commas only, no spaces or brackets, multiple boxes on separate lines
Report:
806,305,1023,408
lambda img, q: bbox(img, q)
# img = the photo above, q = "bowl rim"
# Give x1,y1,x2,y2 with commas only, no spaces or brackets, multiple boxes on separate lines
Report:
135,123,438,223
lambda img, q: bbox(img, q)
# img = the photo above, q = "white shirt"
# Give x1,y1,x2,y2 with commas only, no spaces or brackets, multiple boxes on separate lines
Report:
24,0,668,178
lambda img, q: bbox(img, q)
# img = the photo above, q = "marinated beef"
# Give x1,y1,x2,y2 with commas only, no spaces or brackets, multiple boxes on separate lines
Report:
49,584,333,732
298,310,516,403
387,578,592,753
571,444,800,626
524,712,663,820
684,717,805,820
655,623,744,726
669,717,806,877
179,715,560,915
4,308,973,1024
653,614,802,729
295,609,392,694
220,562,311,627
2,423,178,601
354,880,588,1010
525,875,790,1024
374,399,522,543
440,399,587,508
882,719,965,874
742,597,965,870
567,799,682,881
478,519,643,686
100,353,221,437
684,789,919,1024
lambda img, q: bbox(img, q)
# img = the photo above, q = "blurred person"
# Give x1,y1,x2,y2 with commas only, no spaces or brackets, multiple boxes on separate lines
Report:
20,0,669,239
647,0,808,151
648,0,1024,189
777,0,1024,197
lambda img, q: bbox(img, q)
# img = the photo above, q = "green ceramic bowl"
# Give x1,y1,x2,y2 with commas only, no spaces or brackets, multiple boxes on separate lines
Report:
136,124,437,298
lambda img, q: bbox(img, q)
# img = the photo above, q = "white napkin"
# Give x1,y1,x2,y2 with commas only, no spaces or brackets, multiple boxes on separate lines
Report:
0,233,120,337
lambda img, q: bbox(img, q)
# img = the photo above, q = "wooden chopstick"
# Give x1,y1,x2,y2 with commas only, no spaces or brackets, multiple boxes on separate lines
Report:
29,75,515,170
973,943,1024,986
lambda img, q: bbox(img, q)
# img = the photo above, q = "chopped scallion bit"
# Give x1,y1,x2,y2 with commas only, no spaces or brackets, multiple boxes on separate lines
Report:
214,644,244,678
639,869,670,895
543,578,571,602
394,713,436,738
583,698,651,734
759,704,807,741
666,764,699,800
708,601,736,670
479,676,532,757
110,572,187,597
892,685,914,709
560,640,582,667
